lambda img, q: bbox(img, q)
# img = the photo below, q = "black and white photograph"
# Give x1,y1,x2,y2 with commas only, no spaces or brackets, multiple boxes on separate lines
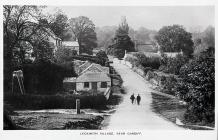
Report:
1,0,217,139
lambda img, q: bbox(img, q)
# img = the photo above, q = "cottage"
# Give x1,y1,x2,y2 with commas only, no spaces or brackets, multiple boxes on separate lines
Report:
48,33,62,54
24,29,61,60
63,61,111,93
62,41,79,54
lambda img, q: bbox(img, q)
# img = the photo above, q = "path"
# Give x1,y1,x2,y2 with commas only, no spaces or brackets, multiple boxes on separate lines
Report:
105,61,183,130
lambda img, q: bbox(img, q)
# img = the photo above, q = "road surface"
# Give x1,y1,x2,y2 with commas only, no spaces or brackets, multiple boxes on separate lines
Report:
106,61,183,130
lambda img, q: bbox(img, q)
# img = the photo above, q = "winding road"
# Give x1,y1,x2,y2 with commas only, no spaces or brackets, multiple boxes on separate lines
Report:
105,60,183,130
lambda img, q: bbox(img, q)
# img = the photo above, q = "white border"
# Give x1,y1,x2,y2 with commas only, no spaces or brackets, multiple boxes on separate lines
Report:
0,0,217,140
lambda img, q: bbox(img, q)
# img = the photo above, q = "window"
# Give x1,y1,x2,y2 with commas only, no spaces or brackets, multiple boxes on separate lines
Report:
84,82,89,88
101,82,107,88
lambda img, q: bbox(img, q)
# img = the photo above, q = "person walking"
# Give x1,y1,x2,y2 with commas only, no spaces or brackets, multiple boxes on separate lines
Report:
130,94,135,104
136,94,141,105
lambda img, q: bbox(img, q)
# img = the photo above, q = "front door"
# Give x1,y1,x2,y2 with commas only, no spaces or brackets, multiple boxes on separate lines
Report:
91,82,97,94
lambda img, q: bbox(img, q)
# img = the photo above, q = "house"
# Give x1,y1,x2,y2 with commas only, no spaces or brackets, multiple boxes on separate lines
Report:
63,61,111,93
48,31,62,54
23,29,61,60
62,41,79,54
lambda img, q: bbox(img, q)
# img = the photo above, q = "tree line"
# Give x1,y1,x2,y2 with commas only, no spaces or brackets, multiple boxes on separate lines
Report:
3,6,99,92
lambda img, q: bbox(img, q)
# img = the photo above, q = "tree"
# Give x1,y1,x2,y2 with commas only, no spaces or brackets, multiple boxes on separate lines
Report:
95,26,117,49
43,11,72,41
155,25,194,57
202,26,215,48
107,17,135,59
3,5,51,92
129,27,157,44
175,48,214,123
159,54,189,75
54,47,77,64
69,16,97,55
96,50,109,65
192,26,215,56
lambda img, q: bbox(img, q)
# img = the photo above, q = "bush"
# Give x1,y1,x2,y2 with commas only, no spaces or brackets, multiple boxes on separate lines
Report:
125,52,160,70
54,47,78,64
175,48,215,123
159,54,189,75
4,94,107,110
22,59,77,94
133,53,160,69
96,50,109,65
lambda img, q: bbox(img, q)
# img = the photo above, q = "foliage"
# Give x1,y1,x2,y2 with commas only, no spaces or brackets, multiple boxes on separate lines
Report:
32,40,54,60
175,48,215,123
155,25,194,57
96,26,156,51
129,27,157,44
3,5,52,92
133,53,160,69
4,94,107,110
107,17,135,59
96,50,109,65
54,47,77,64
95,26,117,49
41,11,72,41
21,59,77,94
193,26,215,55
61,54,107,66
69,16,97,55
159,54,189,75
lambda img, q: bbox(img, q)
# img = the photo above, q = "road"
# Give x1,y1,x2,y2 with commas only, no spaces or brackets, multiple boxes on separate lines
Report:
106,61,183,130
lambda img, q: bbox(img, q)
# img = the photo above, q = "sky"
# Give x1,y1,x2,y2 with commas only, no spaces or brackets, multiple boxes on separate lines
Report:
44,6,214,31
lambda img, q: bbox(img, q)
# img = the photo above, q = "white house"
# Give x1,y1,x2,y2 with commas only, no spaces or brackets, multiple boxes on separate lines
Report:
63,62,111,93
48,30,62,54
62,41,80,54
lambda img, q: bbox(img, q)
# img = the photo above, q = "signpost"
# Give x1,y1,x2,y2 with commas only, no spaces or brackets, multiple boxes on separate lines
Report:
76,99,80,114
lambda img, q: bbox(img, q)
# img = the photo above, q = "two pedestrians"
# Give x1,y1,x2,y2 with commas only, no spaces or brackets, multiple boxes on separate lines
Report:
130,94,141,105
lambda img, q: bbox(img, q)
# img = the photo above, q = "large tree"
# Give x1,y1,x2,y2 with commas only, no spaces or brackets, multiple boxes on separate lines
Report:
69,16,97,55
107,17,135,59
41,11,72,41
3,5,51,92
155,25,194,57
192,26,214,56
95,26,117,49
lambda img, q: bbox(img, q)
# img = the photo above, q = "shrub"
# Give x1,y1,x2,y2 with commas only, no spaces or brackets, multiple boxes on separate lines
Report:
159,54,189,75
96,50,109,65
22,59,77,94
133,53,161,69
54,47,78,64
144,67,152,74
4,94,107,110
175,48,215,123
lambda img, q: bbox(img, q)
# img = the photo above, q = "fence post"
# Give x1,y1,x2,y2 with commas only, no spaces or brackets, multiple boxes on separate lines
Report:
76,99,80,114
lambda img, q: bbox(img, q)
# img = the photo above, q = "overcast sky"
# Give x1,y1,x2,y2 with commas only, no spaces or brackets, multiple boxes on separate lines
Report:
45,6,214,31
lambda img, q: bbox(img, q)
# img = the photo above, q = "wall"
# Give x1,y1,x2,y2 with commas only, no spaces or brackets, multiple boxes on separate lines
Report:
76,81,111,92
97,81,111,92
76,82,91,91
